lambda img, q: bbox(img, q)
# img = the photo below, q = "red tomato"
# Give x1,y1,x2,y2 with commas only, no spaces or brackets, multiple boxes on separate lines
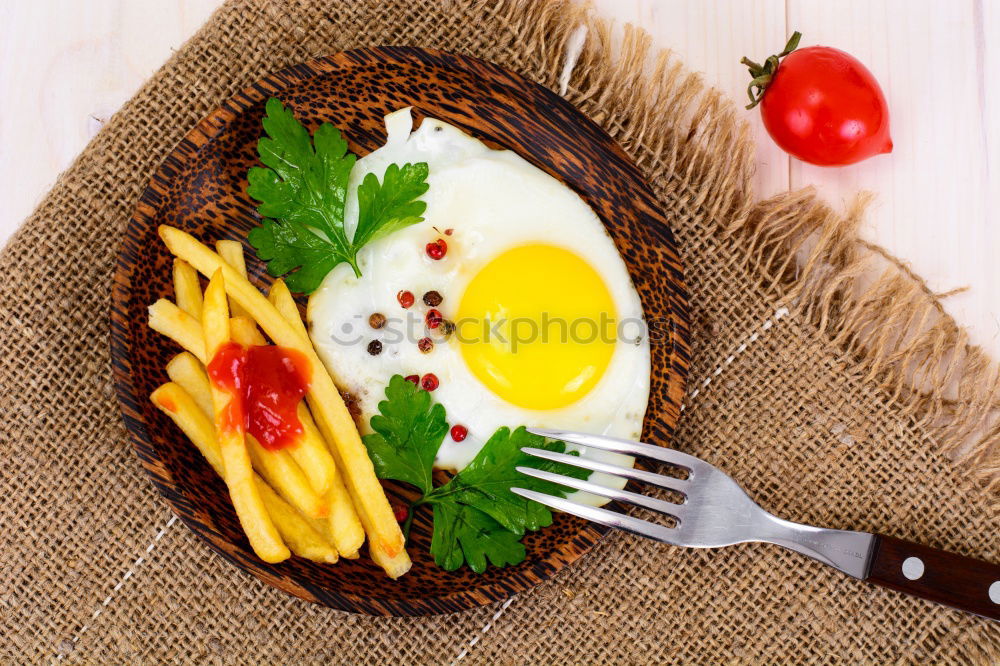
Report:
744,33,892,166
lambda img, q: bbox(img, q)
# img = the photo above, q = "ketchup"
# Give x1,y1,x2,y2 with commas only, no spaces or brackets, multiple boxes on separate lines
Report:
206,341,312,450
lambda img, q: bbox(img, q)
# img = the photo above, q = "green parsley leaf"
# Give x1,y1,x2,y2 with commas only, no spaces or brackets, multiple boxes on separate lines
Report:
246,98,429,292
353,162,431,248
247,219,343,294
362,375,592,573
430,502,525,573
362,375,448,495
426,426,590,536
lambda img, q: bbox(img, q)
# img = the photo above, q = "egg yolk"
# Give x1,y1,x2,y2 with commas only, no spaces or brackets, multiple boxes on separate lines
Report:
455,244,617,410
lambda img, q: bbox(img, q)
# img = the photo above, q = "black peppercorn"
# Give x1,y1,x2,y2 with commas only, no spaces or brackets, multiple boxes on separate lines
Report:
367,340,383,355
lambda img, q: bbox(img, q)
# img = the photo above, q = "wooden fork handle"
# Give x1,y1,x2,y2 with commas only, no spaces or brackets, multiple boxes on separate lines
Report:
866,534,1000,621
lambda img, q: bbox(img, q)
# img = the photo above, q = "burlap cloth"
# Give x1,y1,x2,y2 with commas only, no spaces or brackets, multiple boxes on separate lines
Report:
2,0,998,662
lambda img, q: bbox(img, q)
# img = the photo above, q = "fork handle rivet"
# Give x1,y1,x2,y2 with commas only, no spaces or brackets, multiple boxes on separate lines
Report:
901,557,924,580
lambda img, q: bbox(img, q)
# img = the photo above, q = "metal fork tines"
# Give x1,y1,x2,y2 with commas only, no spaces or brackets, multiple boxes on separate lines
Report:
513,428,875,579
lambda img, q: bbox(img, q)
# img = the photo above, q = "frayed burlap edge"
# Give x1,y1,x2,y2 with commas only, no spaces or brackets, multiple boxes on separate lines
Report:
733,193,1000,490
544,2,999,492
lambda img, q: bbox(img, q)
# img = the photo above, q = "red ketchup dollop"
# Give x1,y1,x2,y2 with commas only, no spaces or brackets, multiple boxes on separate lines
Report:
206,341,312,451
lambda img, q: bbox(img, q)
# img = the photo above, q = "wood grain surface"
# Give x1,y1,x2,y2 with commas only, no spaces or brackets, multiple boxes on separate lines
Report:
110,46,690,615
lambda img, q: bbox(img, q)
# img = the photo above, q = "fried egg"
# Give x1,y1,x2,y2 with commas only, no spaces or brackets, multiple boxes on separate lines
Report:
308,109,650,505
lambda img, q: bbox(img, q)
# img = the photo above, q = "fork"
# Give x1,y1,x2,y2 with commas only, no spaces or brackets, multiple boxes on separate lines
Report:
513,428,1000,621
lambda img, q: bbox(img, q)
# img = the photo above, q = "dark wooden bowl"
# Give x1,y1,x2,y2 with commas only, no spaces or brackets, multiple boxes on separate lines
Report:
110,47,690,616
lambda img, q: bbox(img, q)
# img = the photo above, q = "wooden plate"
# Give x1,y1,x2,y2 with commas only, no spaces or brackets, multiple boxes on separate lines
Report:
111,47,689,616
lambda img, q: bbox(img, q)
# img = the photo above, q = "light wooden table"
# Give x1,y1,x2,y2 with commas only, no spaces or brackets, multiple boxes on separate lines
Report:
1,0,997,358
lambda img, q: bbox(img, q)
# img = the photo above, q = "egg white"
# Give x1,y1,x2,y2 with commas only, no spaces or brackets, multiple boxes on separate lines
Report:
308,109,651,504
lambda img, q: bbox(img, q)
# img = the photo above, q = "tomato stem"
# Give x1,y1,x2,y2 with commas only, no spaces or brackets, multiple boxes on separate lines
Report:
742,31,802,110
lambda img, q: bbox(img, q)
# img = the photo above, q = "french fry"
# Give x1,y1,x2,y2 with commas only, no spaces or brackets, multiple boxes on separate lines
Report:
166,352,213,416
271,277,365,558
255,480,337,563
172,259,203,319
152,314,331,519
151,382,224,474
235,302,361,552
285,402,337,496
229,315,266,345
202,269,288,563
268,278,308,339
165,344,329,522
229,315,338,497
245,434,328,519
300,404,365,558
148,299,206,363
215,240,252,319
160,225,409,577
150,382,336,563
228,310,329,519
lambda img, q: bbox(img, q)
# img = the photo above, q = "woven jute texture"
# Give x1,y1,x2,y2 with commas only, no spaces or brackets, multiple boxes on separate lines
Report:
1,0,998,662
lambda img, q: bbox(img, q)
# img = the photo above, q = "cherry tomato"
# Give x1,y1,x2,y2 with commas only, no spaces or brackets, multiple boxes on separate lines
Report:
743,32,891,166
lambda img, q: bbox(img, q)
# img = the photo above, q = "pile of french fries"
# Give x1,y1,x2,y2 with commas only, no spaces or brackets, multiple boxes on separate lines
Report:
148,226,410,578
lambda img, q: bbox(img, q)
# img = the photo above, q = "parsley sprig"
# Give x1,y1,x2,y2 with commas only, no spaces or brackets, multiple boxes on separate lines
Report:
363,375,589,573
246,98,429,293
